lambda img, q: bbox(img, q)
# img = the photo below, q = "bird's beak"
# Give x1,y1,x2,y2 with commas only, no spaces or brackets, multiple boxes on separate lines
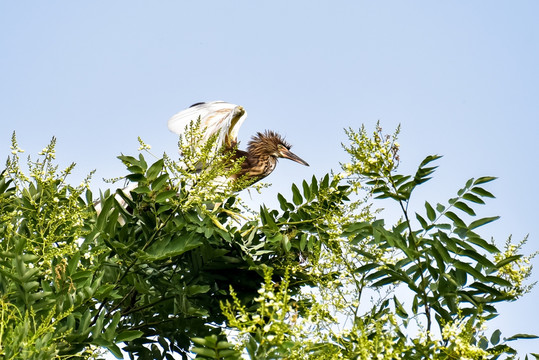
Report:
279,149,309,166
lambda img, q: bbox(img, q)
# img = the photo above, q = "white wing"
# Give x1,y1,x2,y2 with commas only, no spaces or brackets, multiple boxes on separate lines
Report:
168,101,247,148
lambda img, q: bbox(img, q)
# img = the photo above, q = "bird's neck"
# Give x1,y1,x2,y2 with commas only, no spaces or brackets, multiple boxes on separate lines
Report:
243,152,277,181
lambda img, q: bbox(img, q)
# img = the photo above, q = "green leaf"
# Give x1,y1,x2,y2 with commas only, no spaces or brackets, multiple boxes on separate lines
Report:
471,186,495,198
454,268,467,286
104,312,122,342
260,205,277,230
186,285,210,296
372,276,398,287
302,180,312,201
429,245,446,273
469,282,502,297
155,190,176,202
310,175,319,196
127,165,145,174
491,329,501,345
216,341,237,350
138,153,148,170
320,174,330,190
454,201,476,216
467,235,499,253
132,186,151,194
296,233,306,251
151,173,170,191
282,234,292,252
191,337,209,346
147,159,164,181
126,173,144,182
354,263,380,274
116,330,144,342
478,336,489,350
67,252,81,276
416,213,429,230
277,193,292,211
462,193,485,204
93,311,106,335
143,234,203,260
453,260,486,282
474,176,497,185
393,296,408,318
291,183,303,205
79,310,92,334
436,203,446,213
486,275,512,288
392,174,411,187
106,344,123,359
444,211,467,228
191,347,217,357
496,255,522,268
433,240,451,262
365,269,391,282
469,216,500,230
458,290,478,306
418,155,442,168
117,155,139,167
506,333,539,341
425,201,436,222
460,249,496,269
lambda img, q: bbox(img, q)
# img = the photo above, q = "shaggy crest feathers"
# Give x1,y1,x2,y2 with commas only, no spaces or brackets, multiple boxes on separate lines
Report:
247,130,291,157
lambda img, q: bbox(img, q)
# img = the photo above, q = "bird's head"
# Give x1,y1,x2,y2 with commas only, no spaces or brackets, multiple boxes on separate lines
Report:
248,130,309,166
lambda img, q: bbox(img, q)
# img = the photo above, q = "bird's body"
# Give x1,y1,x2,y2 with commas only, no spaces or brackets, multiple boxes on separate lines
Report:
168,101,309,185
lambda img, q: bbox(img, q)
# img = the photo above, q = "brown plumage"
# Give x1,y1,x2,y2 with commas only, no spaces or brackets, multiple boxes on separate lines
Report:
168,101,309,186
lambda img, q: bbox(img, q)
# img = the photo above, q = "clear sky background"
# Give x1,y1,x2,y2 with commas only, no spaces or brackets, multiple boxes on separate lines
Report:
1,1,538,356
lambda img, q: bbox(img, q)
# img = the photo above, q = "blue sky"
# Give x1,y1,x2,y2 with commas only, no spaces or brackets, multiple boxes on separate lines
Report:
1,1,538,355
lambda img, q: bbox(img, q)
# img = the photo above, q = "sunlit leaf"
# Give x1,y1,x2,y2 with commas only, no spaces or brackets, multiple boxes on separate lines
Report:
393,296,408,318
425,201,436,222
310,175,319,196
152,173,170,191
354,263,380,274
147,159,164,181
453,260,486,282
462,193,485,204
506,334,539,341
460,249,496,269
469,216,500,230
474,176,497,185
491,329,501,345
416,213,429,230
471,186,495,198
496,255,522,268
277,193,291,211
105,344,123,359
444,211,467,228
302,180,311,201
155,190,176,202
454,201,476,216
436,203,446,213
486,275,512,288
291,183,303,205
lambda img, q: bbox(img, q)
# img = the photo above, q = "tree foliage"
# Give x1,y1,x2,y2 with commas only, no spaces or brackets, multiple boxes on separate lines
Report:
0,124,536,360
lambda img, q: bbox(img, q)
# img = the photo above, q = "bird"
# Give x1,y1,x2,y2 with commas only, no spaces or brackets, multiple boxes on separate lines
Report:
167,101,309,186
95,101,307,219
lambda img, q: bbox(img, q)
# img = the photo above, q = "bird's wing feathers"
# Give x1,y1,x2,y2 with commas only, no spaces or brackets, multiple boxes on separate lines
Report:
168,101,247,148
